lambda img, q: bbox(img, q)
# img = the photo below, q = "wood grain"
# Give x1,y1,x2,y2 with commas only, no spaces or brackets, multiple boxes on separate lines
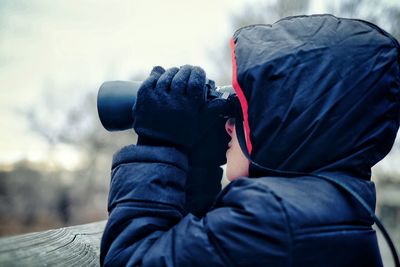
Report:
0,220,106,267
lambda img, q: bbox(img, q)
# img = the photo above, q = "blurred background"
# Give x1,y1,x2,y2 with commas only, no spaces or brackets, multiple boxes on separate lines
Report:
1,0,399,264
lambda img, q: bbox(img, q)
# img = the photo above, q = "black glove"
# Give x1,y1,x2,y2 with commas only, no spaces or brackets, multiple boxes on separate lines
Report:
189,100,230,167
133,65,207,152
185,83,230,217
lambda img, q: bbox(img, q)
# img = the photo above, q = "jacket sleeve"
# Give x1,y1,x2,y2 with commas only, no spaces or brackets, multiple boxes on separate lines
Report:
100,145,225,266
100,145,289,267
185,166,222,217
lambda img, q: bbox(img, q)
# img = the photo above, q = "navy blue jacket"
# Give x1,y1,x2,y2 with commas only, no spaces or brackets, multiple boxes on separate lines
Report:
101,15,400,266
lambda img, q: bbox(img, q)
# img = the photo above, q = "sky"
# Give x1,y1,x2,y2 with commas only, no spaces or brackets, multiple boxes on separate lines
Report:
1,0,400,173
0,0,257,167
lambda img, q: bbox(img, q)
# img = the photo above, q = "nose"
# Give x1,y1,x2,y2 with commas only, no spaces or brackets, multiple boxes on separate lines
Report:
225,118,235,136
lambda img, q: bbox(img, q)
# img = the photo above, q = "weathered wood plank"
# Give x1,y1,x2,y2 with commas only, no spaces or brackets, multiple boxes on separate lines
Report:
0,220,106,267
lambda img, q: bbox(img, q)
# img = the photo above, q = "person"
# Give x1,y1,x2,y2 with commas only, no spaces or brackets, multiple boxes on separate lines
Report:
100,14,400,266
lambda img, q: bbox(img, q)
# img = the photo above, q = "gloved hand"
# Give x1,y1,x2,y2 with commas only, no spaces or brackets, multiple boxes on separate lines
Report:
185,83,230,217
133,65,207,153
189,100,230,167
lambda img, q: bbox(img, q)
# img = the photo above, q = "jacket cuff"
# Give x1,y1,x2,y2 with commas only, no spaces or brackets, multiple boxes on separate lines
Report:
108,145,189,213
185,166,223,217
112,144,188,171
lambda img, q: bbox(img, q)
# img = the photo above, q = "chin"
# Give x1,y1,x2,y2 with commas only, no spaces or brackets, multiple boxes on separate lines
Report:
226,168,239,181
227,176,238,182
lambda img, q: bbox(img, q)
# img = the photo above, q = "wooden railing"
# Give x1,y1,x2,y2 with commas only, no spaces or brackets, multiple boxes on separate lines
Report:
0,221,106,267
0,220,397,266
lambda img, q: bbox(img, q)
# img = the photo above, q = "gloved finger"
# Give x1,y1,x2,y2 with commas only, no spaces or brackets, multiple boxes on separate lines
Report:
156,67,179,92
205,98,231,117
171,65,192,95
143,66,166,90
187,66,206,100
150,66,166,77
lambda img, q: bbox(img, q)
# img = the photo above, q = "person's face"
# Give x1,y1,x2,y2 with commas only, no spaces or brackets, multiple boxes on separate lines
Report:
225,118,250,181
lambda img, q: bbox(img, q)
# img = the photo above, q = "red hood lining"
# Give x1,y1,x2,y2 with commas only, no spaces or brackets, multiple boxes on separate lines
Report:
230,38,253,154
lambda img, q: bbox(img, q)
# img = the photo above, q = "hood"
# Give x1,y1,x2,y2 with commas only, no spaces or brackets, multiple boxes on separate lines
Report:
230,14,400,179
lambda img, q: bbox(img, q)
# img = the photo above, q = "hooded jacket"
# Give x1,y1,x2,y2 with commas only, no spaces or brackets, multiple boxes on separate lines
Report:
100,15,400,266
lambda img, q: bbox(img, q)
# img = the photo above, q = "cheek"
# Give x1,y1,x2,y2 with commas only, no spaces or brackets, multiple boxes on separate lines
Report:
226,142,249,181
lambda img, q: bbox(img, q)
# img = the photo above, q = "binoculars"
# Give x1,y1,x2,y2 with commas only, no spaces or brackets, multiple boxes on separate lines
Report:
97,80,237,131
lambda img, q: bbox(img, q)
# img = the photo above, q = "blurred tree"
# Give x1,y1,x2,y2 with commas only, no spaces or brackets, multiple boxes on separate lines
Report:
57,90,137,224
0,160,65,235
17,76,144,230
